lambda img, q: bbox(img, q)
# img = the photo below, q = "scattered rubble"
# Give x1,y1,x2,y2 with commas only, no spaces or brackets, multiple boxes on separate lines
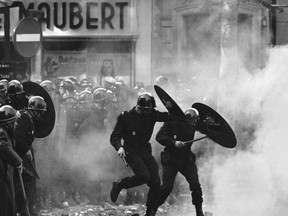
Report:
37,201,211,216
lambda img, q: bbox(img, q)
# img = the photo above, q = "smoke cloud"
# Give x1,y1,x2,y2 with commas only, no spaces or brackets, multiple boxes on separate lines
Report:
151,46,288,216
149,5,288,215
177,29,288,216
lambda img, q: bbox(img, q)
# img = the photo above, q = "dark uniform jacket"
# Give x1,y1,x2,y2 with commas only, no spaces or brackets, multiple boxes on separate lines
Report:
110,107,171,153
156,117,199,165
0,94,10,107
14,110,36,179
0,127,22,216
0,128,22,184
14,110,34,156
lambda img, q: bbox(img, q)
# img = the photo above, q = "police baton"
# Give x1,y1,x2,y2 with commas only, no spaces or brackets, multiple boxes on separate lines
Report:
183,135,208,145
17,167,30,216
121,155,128,167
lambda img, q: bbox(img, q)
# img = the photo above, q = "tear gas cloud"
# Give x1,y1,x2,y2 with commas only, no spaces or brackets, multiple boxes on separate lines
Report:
60,132,116,181
207,42,288,216
150,12,288,216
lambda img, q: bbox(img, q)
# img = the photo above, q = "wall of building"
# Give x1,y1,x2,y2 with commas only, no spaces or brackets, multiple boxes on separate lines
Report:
151,0,271,82
275,0,288,45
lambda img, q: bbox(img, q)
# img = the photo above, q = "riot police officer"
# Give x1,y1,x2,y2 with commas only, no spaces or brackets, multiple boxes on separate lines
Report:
60,79,77,102
40,80,54,93
0,105,23,216
94,88,119,133
6,80,28,110
14,96,46,216
77,89,107,135
80,78,93,92
110,92,173,216
154,108,205,216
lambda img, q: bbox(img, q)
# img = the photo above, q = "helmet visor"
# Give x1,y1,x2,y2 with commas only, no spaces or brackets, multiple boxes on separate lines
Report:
139,106,153,115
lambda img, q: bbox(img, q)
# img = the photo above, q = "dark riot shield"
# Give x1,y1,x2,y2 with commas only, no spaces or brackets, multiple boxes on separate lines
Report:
22,81,56,138
154,85,185,117
192,102,237,148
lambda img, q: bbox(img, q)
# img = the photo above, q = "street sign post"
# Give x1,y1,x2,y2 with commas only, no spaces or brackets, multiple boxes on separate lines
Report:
13,17,42,58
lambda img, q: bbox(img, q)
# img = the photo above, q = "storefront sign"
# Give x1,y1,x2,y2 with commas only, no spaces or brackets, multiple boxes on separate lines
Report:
42,51,87,78
43,49,131,83
0,0,136,37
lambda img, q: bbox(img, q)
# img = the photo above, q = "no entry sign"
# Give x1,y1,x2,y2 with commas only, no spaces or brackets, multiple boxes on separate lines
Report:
13,17,43,58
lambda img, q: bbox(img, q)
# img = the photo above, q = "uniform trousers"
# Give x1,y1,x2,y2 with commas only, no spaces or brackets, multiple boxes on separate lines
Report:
118,149,160,211
157,158,203,207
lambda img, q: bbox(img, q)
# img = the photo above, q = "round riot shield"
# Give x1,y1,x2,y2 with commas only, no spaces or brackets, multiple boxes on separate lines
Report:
22,81,55,138
154,85,185,117
192,102,237,148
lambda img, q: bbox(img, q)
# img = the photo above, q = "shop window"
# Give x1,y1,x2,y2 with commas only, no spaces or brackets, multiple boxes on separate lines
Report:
42,41,132,87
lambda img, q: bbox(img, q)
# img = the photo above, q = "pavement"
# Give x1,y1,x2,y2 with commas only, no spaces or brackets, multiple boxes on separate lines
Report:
37,201,210,216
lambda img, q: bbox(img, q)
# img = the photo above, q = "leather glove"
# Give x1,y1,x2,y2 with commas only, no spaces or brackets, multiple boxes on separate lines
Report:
117,147,126,157
25,150,33,161
174,141,186,148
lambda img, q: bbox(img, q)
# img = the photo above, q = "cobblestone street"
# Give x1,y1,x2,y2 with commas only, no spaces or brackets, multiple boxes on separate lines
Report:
37,201,210,216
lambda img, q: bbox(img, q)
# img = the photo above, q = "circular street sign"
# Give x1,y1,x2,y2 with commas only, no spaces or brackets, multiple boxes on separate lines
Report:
13,17,43,58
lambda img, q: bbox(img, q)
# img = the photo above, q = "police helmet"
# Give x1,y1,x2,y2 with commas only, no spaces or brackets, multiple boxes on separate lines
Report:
60,79,75,92
137,92,156,108
93,87,107,102
78,90,93,103
0,79,8,94
7,80,24,95
185,108,199,126
28,96,47,111
0,105,17,125
40,80,54,92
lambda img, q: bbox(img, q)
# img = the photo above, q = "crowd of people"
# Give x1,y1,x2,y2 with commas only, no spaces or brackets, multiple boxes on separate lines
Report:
0,76,148,216
0,79,49,216
0,74,243,216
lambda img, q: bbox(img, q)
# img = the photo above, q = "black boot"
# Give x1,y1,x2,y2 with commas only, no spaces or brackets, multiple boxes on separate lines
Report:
110,180,122,202
144,208,156,216
195,204,204,216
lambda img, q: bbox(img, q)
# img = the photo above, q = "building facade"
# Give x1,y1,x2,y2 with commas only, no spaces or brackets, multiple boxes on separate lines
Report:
0,0,153,87
1,0,281,86
151,0,272,84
